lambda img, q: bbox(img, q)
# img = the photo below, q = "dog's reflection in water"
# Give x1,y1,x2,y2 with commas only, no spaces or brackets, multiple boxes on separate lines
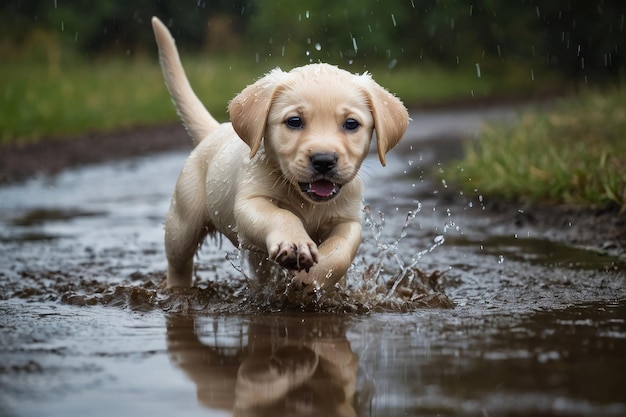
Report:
166,314,359,417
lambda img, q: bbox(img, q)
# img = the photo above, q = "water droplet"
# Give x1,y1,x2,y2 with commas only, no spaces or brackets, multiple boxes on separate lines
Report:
444,220,456,232
475,63,481,78
498,255,505,264
351,36,358,53
315,43,321,51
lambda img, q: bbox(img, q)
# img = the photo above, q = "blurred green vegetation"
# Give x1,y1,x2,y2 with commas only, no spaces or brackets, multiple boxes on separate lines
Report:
3,0,623,79
0,55,262,143
443,88,626,211
0,0,624,143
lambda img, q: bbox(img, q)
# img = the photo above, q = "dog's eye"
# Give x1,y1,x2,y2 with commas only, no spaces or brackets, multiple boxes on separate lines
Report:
285,117,304,129
343,118,360,131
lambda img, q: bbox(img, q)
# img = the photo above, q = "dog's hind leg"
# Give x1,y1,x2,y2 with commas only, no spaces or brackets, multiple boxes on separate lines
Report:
164,155,213,288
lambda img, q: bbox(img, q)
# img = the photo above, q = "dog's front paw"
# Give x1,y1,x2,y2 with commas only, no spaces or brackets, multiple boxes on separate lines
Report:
270,240,319,271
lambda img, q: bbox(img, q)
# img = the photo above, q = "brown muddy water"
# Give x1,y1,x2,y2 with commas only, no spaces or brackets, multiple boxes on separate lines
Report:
1,108,625,417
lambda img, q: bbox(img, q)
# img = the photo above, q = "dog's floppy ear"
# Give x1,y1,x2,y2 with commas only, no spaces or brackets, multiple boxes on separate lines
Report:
228,68,287,159
360,75,409,166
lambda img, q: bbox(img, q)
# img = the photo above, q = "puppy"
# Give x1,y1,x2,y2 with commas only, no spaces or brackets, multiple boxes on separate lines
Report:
151,17,408,291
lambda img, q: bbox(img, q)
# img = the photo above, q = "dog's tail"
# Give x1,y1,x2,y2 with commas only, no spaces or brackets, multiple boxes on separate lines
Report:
152,17,219,146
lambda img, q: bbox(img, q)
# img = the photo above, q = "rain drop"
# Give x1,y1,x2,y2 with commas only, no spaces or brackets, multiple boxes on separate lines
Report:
475,63,481,78
315,43,321,51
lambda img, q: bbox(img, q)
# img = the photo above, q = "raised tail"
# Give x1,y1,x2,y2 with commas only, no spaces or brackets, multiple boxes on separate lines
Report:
152,16,219,146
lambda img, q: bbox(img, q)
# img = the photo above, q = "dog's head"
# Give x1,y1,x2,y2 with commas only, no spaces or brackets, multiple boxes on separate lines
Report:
228,63,408,203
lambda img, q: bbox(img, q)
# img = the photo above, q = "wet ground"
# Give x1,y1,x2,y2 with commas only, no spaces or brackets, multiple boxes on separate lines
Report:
1,106,625,416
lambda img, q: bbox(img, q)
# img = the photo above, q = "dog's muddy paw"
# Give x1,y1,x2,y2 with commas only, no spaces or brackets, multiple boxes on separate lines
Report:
291,271,323,294
271,241,318,271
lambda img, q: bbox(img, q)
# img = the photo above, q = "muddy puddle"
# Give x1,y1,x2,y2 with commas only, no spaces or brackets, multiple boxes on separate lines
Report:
1,107,625,416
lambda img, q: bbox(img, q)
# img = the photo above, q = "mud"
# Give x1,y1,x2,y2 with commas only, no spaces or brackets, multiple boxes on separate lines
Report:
1,105,625,416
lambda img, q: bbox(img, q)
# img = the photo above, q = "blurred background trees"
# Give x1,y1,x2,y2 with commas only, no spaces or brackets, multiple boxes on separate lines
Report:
1,0,624,84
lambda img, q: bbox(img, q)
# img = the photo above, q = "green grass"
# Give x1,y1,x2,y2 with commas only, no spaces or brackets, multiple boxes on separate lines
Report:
372,60,560,105
0,56,265,144
443,88,626,211
369,65,493,103
1,53,554,144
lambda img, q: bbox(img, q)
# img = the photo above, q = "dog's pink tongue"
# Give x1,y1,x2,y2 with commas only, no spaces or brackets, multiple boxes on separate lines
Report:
310,180,335,197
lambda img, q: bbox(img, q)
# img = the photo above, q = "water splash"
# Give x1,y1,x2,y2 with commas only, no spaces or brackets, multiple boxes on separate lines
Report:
345,202,451,310
5,203,453,314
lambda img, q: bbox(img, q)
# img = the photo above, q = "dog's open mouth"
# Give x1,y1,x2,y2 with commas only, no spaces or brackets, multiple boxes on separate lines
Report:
299,179,342,202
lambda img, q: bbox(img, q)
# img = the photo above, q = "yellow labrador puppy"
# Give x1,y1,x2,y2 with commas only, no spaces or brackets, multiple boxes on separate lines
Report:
152,17,408,291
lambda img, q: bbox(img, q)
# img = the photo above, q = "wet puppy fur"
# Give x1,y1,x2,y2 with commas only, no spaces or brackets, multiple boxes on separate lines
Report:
152,17,409,292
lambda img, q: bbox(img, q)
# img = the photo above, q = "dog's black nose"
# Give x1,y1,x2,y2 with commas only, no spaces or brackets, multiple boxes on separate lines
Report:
310,153,338,174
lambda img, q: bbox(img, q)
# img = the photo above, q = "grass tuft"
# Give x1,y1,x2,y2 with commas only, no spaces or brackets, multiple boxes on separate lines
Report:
443,89,626,211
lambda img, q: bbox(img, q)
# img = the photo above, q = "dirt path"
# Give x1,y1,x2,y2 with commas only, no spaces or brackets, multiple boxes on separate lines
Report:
0,123,191,184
